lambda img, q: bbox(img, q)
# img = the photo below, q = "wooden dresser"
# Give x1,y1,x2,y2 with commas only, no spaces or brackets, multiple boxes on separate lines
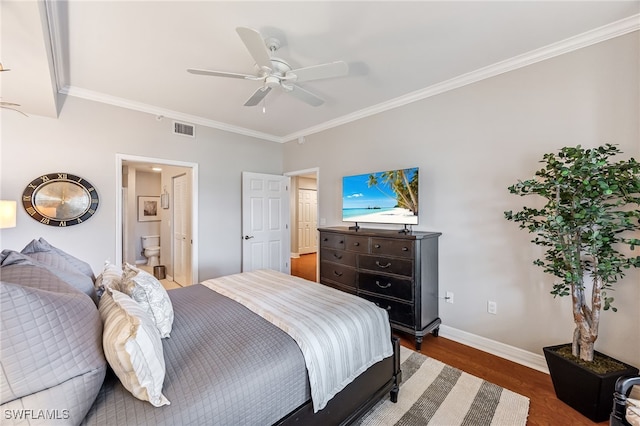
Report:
318,226,441,350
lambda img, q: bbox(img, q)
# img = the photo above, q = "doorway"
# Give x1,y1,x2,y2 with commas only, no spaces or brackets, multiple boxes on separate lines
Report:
286,168,319,282
115,154,199,286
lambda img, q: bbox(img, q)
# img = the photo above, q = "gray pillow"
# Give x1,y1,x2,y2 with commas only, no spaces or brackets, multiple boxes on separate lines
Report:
2,249,97,304
0,265,106,424
21,237,96,281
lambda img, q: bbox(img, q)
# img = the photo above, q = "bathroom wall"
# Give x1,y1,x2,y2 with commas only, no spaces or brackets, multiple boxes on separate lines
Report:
134,171,161,264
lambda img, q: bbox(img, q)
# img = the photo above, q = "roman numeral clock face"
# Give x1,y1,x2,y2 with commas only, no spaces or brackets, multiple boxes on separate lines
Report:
22,173,99,227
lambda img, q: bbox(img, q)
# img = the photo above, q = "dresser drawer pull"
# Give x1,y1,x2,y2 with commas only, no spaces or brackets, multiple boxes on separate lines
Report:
375,303,391,311
333,253,343,260
333,270,343,277
374,244,381,249
353,242,360,246
402,247,409,251
375,261,392,269
376,280,391,289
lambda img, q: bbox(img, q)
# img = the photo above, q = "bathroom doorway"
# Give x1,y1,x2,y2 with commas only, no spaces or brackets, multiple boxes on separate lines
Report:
116,154,199,286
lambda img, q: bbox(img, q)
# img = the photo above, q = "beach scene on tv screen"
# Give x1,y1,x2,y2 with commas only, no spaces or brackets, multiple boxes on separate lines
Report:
342,167,419,225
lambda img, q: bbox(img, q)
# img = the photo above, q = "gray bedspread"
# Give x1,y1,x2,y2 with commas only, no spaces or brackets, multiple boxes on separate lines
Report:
82,284,310,426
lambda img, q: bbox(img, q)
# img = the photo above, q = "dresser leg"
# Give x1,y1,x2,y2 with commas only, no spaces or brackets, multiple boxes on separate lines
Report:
415,336,422,351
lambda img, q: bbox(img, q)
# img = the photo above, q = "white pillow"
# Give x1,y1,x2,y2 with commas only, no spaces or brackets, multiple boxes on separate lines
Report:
99,288,170,407
122,263,174,338
94,261,124,296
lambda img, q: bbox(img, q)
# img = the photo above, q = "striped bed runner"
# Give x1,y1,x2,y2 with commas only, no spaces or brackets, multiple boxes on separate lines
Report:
358,346,530,426
202,269,393,413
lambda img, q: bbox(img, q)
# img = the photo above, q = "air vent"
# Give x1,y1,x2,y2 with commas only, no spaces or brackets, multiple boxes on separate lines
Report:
173,121,195,138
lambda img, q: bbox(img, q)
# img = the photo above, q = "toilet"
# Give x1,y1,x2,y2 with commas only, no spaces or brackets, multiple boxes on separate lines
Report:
141,235,161,267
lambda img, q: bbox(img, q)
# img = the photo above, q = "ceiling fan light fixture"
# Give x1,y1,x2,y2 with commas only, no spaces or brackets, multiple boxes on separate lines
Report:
265,76,280,88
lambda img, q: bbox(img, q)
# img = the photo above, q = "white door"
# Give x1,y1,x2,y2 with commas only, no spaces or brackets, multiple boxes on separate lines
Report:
173,173,191,285
297,189,318,255
241,172,290,273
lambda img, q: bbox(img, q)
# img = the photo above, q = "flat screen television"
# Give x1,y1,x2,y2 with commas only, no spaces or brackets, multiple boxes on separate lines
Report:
342,167,419,229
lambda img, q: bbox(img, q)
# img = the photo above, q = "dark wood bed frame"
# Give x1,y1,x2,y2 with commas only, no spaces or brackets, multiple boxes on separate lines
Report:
276,336,402,426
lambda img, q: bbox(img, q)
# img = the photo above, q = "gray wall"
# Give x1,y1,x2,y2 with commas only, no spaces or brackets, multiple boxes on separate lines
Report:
283,33,639,365
1,95,284,281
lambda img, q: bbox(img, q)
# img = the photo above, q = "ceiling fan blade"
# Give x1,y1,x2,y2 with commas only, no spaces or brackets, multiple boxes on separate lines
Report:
236,27,272,70
287,85,324,107
244,86,272,106
286,61,348,83
187,68,255,79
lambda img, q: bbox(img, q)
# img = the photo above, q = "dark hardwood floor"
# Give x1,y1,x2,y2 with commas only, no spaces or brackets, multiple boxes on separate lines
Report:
291,252,318,282
291,252,608,426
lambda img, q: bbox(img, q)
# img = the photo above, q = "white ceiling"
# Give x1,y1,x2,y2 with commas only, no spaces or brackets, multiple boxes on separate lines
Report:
2,1,639,143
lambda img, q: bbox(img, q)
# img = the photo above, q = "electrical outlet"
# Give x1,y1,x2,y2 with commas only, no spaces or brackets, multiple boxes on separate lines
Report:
445,291,454,304
487,300,497,314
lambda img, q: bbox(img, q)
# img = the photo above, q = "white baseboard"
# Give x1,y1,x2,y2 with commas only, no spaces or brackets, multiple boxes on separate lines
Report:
439,325,549,374
291,252,300,259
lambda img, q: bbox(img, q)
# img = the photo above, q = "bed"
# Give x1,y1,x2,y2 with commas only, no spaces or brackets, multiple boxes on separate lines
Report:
0,240,401,426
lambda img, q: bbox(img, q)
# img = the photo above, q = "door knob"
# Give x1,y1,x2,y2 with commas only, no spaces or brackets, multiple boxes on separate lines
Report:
244,235,254,240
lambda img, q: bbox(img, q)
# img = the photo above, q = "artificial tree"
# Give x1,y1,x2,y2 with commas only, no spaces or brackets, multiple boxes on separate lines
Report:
505,144,640,363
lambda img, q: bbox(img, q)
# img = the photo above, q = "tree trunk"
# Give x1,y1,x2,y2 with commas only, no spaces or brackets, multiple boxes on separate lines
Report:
579,339,595,362
571,281,597,362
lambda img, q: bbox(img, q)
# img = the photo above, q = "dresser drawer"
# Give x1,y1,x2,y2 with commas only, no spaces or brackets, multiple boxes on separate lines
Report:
320,233,345,250
371,238,414,258
320,248,356,266
359,272,413,302
345,235,369,253
359,254,413,277
321,279,356,295
360,293,415,327
320,261,356,289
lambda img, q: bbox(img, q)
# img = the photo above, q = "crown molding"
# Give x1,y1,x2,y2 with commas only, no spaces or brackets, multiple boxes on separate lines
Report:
59,86,283,143
282,14,640,143
44,0,66,93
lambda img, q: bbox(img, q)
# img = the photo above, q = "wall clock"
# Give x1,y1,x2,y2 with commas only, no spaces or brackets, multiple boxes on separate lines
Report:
22,173,99,227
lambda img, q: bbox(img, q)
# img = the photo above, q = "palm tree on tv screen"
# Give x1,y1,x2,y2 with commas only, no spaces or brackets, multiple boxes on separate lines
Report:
367,169,418,214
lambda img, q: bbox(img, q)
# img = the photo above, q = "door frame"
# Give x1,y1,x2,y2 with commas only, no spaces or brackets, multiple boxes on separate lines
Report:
172,172,191,286
285,167,320,280
115,153,199,284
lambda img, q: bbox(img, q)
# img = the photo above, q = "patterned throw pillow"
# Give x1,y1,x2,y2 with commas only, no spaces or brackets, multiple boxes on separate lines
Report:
99,288,170,407
122,263,174,338
94,261,125,297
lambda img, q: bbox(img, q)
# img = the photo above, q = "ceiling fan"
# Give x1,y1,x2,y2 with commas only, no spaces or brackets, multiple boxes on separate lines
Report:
187,27,348,107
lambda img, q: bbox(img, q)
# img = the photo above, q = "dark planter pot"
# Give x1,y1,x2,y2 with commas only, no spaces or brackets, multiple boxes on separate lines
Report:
543,344,639,422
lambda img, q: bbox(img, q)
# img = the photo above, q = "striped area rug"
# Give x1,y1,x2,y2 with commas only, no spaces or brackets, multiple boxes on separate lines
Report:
358,346,530,426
